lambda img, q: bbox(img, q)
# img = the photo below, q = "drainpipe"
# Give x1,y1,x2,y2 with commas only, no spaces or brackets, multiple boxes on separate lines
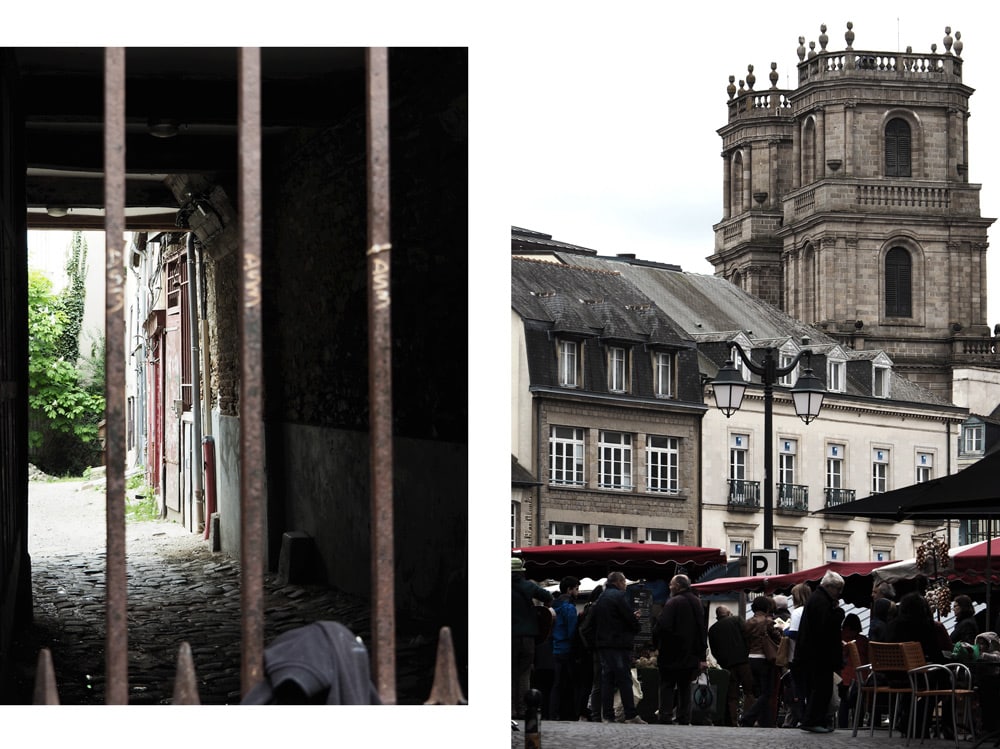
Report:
186,232,204,532
535,397,543,545
195,236,217,539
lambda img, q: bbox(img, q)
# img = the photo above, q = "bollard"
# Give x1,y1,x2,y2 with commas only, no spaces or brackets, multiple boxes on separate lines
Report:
524,688,542,749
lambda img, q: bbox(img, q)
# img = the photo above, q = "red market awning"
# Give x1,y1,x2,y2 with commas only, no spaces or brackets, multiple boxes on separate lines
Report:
512,542,726,582
691,560,886,607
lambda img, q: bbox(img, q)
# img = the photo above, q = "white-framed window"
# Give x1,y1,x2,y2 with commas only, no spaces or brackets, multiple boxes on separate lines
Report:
827,359,845,393
730,433,749,481
873,548,892,563
646,528,681,545
646,435,679,494
598,431,632,490
599,525,633,542
730,539,749,557
873,365,891,398
549,522,585,545
826,545,846,562
653,351,674,398
608,346,628,393
779,439,797,485
549,426,585,485
826,443,845,489
872,448,890,494
916,452,933,483
558,339,580,388
963,424,984,454
778,350,798,386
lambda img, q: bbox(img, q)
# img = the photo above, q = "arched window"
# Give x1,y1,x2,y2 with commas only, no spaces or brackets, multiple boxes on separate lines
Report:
885,118,911,177
885,247,912,317
732,152,744,213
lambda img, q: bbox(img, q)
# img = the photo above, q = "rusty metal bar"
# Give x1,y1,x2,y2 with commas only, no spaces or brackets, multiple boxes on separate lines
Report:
103,46,129,706
366,46,396,704
237,46,265,698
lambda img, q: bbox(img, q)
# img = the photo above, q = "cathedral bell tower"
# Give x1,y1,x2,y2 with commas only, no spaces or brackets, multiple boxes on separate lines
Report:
710,22,997,400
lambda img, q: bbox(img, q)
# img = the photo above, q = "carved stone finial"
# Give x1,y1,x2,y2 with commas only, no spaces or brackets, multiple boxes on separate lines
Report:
944,27,953,53
797,36,806,61
845,21,855,50
769,62,779,89
931,43,937,54
819,24,829,51
746,64,756,91
738,79,746,95
954,31,963,57
808,41,817,59
727,75,737,99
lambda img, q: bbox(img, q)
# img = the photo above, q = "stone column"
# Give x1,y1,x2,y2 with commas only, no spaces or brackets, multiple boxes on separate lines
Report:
816,107,826,177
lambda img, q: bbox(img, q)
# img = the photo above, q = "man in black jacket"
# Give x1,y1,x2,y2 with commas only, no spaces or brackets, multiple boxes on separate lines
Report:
511,557,553,719
652,574,707,724
708,605,754,727
593,570,646,723
793,570,845,733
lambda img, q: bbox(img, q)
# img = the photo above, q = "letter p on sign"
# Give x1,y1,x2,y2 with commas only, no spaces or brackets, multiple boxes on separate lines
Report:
750,549,778,577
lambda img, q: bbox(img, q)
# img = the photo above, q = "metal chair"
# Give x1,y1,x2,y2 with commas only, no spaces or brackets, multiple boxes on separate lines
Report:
900,640,975,748
855,641,914,738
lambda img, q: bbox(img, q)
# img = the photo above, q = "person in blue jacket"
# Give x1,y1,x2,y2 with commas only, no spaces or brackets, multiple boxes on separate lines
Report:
549,576,581,719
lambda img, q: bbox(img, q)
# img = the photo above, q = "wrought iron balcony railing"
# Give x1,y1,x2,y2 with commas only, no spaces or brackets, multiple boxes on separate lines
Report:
727,479,760,510
777,483,809,512
824,487,856,508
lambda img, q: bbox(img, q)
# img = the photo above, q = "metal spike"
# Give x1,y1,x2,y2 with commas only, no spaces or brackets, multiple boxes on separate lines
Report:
424,626,466,705
172,641,201,705
33,648,60,704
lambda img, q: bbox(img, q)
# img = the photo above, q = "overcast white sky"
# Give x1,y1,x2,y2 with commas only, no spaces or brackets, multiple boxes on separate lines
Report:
502,4,1000,327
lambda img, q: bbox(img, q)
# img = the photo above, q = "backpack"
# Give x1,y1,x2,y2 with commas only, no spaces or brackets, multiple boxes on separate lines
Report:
577,602,597,650
535,604,555,644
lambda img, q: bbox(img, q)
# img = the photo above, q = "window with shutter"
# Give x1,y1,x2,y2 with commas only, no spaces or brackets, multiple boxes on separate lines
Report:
885,118,912,177
885,247,912,317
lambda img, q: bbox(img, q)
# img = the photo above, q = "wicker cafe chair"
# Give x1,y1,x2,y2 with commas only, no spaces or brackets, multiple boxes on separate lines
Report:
900,641,975,749
854,642,914,738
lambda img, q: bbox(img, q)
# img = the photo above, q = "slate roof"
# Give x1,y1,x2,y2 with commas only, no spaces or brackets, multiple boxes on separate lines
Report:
511,256,689,348
512,236,959,409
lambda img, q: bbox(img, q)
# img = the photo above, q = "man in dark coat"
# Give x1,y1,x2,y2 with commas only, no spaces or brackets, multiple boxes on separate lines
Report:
593,570,646,723
708,605,754,727
652,574,708,724
793,570,845,733
511,557,553,719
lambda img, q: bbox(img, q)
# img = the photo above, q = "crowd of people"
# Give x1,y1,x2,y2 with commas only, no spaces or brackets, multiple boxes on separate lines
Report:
512,557,992,733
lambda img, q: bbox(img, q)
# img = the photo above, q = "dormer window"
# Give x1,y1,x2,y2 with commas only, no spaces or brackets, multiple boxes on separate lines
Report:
962,423,984,456
778,349,798,386
873,364,891,398
653,351,674,398
827,358,845,393
558,339,581,388
608,346,629,393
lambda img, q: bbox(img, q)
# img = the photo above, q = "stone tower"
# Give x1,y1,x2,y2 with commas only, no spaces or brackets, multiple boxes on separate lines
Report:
710,22,998,400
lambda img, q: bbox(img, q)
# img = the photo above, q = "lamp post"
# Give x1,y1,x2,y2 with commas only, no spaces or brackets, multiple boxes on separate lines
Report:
711,339,826,550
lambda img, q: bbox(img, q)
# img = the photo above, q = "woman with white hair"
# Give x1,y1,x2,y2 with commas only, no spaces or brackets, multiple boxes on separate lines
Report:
791,571,845,733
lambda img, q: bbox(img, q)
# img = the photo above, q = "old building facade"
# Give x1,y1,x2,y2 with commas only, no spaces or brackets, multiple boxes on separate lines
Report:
511,227,970,571
709,22,998,402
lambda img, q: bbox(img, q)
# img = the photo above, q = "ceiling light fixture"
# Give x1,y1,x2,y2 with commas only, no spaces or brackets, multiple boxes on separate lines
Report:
46,206,69,218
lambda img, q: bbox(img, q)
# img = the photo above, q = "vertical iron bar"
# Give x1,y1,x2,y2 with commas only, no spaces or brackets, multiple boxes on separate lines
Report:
103,46,128,705
366,47,396,703
237,46,265,697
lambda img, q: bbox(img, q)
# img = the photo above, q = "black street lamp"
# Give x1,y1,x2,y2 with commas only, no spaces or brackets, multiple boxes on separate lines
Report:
711,339,826,549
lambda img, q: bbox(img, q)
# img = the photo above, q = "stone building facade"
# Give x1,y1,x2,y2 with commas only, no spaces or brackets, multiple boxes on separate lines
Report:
710,22,999,401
